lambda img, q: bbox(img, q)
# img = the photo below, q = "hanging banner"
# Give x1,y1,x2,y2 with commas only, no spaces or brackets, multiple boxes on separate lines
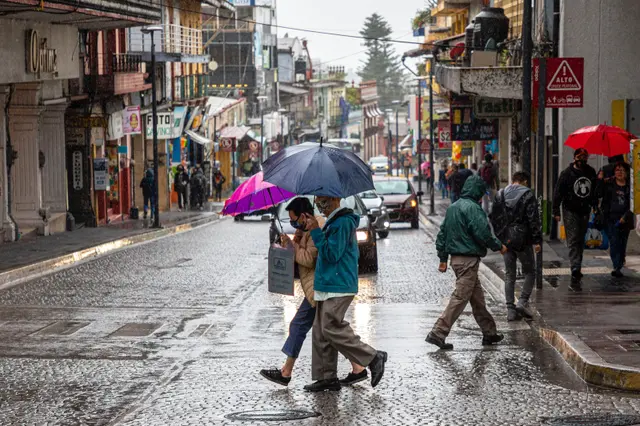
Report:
146,113,174,139
450,94,498,141
93,158,108,191
107,111,124,141
438,120,451,149
172,106,187,138
123,106,141,135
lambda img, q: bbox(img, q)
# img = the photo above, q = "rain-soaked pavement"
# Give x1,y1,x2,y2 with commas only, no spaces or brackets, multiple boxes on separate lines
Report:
0,217,639,425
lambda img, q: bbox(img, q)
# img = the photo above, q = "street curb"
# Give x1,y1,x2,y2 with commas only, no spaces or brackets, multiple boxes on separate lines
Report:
0,214,221,291
419,208,640,392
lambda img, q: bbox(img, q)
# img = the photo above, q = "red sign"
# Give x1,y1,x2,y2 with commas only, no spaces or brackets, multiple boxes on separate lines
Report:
533,58,584,108
220,138,236,152
418,139,431,154
438,120,451,149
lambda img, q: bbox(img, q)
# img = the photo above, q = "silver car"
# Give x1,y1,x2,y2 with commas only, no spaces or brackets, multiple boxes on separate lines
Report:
358,190,391,239
368,156,389,175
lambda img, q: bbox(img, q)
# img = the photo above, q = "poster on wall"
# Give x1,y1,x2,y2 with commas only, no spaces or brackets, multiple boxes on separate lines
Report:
450,95,499,141
93,158,108,191
123,106,141,135
437,120,451,149
107,112,124,141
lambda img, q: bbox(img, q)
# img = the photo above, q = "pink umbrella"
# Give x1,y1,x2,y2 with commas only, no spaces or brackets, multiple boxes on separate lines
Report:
222,172,296,216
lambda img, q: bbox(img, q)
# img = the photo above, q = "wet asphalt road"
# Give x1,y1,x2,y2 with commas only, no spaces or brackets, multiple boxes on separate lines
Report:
0,217,639,425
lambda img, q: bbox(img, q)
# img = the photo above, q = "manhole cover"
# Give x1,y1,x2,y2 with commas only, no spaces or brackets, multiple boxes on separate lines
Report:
225,410,320,421
541,414,640,426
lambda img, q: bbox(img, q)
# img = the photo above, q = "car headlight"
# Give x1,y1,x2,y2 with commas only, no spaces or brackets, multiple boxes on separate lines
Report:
385,165,389,169
410,199,417,208
356,231,369,242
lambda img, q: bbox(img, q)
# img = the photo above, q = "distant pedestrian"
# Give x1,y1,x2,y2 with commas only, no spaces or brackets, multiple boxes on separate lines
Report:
190,167,207,210
480,153,499,214
260,198,365,386
439,161,449,199
489,171,541,321
451,163,473,203
174,164,189,211
471,162,478,175
213,170,226,202
300,196,387,392
427,175,507,350
403,154,412,178
552,148,597,290
140,168,156,220
446,164,458,202
596,163,632,277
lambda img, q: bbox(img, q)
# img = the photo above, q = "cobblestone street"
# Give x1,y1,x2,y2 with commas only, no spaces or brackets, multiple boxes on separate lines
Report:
0,218,639,425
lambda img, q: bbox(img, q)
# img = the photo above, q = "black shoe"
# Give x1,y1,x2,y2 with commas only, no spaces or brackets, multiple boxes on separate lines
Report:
368,351,387,388
571,269,583,280
339,370,368,386
481,333,504,346
611,269,624,278
303,379,341,392
259,369,291,386
507,308,521,322
569,280,582,291
515,304,534,319
426,332,454,350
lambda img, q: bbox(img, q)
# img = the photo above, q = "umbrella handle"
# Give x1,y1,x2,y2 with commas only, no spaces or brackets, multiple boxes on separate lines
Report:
267,187,284,229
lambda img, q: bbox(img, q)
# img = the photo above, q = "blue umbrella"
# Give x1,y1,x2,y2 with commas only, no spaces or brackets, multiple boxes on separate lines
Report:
262,142,374,198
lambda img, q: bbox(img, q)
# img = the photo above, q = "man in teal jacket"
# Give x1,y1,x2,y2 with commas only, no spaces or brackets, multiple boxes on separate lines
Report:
301,196,387,392
427,175,507,350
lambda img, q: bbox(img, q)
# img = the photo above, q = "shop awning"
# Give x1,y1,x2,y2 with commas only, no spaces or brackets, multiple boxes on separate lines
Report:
220,125,251,140
399,134,413,149
186,130,213,146
374,105,384,116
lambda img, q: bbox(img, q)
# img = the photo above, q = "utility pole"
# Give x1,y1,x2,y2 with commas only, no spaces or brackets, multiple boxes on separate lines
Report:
428,58,435,215
550,0,560,240
417,81,423,204
521,0,533,174
536,58,546,289
395,107,399,177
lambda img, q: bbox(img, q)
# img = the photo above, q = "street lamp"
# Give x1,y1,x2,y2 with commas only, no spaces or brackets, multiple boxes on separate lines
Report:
385,108,393,175
278,107,289,147
141,25,163,229
391,100,401,177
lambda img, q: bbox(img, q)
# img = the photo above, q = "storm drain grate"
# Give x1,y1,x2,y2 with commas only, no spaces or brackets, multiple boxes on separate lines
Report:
541,414,640,426
225,410,320,421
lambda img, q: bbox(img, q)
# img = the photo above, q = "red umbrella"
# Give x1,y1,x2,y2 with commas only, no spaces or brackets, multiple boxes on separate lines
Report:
565,124,636,157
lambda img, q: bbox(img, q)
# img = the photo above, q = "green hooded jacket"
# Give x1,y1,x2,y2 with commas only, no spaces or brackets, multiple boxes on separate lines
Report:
436,175,502,262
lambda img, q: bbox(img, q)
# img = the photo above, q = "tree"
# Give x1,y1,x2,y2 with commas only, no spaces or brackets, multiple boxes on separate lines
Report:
357,13,405,108
412,1,437,30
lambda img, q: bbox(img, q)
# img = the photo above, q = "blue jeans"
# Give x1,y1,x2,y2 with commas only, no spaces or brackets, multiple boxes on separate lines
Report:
143,195,156,216
606,221,630,271
282,298,316,358
440,182,449,199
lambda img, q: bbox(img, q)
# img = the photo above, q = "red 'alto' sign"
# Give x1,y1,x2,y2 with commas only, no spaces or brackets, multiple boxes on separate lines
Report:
533,57,584,108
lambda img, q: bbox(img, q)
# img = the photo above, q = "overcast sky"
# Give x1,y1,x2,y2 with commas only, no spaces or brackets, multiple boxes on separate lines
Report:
276,0,424,81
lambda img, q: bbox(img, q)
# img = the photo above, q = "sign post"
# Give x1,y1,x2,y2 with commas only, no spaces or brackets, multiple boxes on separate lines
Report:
535,58,546,289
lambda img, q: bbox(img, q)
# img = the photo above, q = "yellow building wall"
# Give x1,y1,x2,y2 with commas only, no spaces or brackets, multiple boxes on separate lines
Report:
494,0,524,40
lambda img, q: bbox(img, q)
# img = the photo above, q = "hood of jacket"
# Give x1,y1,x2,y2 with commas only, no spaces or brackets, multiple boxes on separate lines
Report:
460,175,486,201
145,169,154,179
324,208,359,229
503,184,530,208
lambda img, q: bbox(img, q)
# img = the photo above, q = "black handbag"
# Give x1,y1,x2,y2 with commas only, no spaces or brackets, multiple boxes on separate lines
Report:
622,210,636,231
593,207,606,231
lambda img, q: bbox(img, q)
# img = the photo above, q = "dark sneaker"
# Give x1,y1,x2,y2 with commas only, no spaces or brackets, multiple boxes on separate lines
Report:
611,269,624,278
259,369,291,386
507,308,521,322
369,351,388,388
571,269,583,280
481,333,504,346
425,332,454,350
339,370,368,386
569,280,582,291
303,379,341,392
515,304,534,319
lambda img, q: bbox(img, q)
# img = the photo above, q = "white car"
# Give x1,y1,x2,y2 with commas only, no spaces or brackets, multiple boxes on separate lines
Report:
369,156,389,174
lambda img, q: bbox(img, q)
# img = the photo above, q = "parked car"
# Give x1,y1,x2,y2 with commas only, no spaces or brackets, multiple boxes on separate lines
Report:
368,156,389,175
358,190,391,239
272,195,379,273
374,178,423,229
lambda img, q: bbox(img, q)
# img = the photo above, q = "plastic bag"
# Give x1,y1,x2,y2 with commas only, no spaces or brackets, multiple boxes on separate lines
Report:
268,244,295,296
584,213,609,250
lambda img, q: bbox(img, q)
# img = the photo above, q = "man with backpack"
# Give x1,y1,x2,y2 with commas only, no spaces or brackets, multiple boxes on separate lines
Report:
480,153,499,214
489,171,542,321
140,168,156,220
174,164,189,211
190,166,207,210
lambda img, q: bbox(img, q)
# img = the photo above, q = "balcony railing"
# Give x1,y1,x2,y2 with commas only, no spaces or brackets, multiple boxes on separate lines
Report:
84,53,143,76
174,74,209,102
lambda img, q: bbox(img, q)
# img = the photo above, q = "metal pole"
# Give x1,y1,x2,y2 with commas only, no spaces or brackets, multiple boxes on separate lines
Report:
395,108,399,177
550,0,560,240
429,61,436,215
150,31,160,229
521,0,533,175
280,113,284,147
213,115,217,166
536,58,546,289
417,82,423,204
260,105,264,163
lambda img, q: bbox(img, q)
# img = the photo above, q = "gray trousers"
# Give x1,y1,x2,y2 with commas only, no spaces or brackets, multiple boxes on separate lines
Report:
503,246,535,308
312,296,377,381
432,256,497,339
563,209,589,272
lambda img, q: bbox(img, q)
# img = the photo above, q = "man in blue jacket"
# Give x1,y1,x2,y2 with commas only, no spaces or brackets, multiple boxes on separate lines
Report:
301,196,387,392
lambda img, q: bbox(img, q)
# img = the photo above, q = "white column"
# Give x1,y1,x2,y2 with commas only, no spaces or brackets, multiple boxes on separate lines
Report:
40,104,68,213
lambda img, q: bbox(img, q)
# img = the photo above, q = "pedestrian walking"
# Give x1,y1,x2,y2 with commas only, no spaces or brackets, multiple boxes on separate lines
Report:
427,175,507,350
174,164,189,211
480,153,499,214
446,164,458,202
552,148,597,289
300,196,387,392
403,154,412,178
489,171,542,321
470,162,478,175
451,163,473,203
140,168,156,220
599,154,630,181
439,161,449,199
260,198,365,386
190,167,207,210
213,170,226,202
596,163,632,277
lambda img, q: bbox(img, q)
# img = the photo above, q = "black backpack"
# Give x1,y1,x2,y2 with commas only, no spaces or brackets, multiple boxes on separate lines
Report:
490,190,527,251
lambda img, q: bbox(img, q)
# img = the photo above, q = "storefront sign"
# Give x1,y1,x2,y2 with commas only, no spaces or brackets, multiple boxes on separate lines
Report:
450,95,498,141
123,106,141,135
437,120,451,148
26,30,57,74
172,106,187,138
473,97,516,118
107,112,124,140
146,113,174,139
67,115,108,129
533,57,584,108
72,151,83,190
220,138,236,152
93,158,108,191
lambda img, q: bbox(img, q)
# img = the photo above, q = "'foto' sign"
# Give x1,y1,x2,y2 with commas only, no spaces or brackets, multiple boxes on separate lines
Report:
146,113,174,139
533,57,584,108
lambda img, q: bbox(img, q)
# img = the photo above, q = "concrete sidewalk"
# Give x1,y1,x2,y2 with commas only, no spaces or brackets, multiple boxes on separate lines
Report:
0,207,223,289
420,199,640,391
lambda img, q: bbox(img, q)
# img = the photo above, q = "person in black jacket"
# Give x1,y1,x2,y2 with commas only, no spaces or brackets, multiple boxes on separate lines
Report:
552,148,597,289
490,171,541,321
140,168,156,220
174,164,189,211
599,155,630,181
451,163,473,202
596,162,632,277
